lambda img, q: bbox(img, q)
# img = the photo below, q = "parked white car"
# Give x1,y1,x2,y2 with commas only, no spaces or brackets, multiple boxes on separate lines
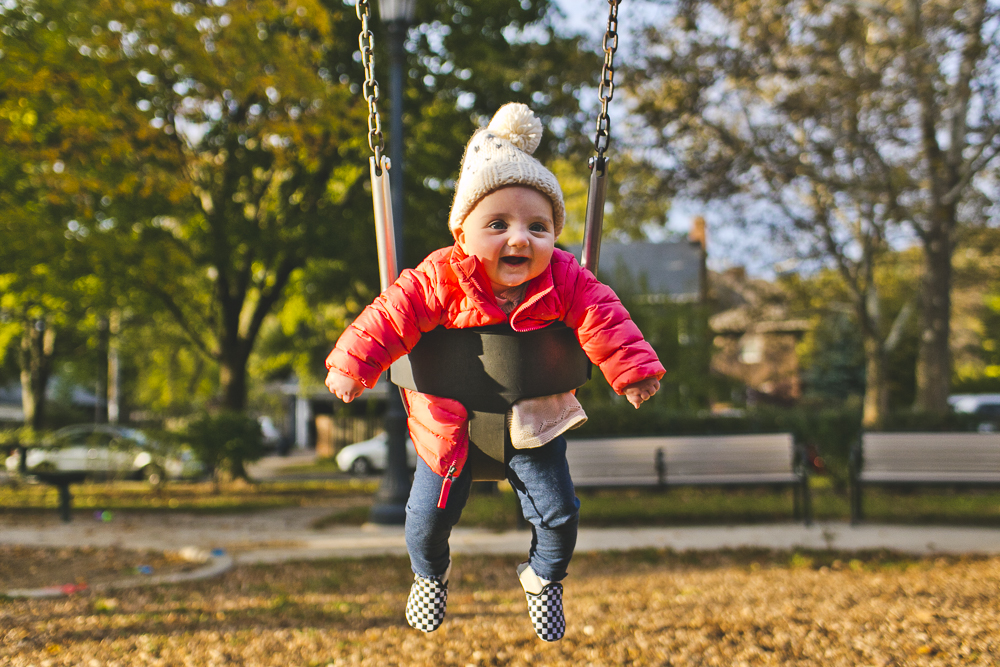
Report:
4,424,203,483
335,432,417,475
949,394,1000,431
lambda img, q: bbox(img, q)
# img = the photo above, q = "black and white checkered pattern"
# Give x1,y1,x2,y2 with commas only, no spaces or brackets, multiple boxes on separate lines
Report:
524,582,565,642
405,573,448,632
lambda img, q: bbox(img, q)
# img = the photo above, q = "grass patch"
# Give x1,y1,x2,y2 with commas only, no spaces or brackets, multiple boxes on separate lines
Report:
273,458,345,476
5,475,1000,526
854,485,1000,525
456,484,825,530
455,482,1000,529
309,505,371,529
0,478,378,513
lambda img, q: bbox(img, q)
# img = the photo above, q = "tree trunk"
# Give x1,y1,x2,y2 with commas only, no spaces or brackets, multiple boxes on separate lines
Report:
219,350,248,412
914,217,953,414
95,316,109,424
862,337,890,430
108,311,121,424
19,318,55,431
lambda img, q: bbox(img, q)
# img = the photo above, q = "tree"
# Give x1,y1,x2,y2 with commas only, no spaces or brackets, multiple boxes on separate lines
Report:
73,0,376,412
108,0,610,413
0,0,142,428
630,0,1000,422
783,253,921,410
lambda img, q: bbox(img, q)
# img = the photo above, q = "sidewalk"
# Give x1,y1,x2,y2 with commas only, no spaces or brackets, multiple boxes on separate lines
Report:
6,457,1000,563
4,508,1000,565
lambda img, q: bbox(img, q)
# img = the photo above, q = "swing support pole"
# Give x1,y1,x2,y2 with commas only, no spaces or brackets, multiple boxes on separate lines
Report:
370,155,399,290
363,0,415,526
581,156,609,274
369,159,411,526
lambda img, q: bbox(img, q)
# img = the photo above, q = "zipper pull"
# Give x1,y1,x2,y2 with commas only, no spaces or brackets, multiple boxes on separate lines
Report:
437,464,457,509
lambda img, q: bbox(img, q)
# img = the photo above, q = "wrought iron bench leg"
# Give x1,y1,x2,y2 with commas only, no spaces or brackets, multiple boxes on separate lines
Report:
802,477,812,526
850,480,862,525
56,483,73,523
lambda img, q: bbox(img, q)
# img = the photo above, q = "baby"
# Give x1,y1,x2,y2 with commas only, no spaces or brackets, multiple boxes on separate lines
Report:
325,103,664,641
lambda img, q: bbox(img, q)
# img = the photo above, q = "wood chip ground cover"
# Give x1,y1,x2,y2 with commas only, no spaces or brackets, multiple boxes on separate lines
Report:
0,545,203,591
2,549,998,665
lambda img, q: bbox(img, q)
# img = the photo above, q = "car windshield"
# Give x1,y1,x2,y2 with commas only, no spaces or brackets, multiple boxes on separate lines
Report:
50,426,147,449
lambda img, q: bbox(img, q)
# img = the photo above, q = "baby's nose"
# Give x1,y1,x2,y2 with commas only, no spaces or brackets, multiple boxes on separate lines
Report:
507,229,529,246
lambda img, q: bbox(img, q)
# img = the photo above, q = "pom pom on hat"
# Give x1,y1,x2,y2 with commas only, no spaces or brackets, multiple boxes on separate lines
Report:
487,103,543,154
448,103,565,237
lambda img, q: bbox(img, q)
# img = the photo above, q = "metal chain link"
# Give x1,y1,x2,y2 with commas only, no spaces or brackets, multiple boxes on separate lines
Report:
594,0,620,159
356,0,385,164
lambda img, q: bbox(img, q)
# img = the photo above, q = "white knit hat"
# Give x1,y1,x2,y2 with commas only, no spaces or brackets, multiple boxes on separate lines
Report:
448,103,566,237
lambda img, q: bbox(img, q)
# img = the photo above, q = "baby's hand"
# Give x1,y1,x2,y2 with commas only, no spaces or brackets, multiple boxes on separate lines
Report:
325,370,366,403
623,377,660,409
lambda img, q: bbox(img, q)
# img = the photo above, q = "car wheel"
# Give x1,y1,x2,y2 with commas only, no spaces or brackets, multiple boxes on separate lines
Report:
142,464,165,486
349,457,373,476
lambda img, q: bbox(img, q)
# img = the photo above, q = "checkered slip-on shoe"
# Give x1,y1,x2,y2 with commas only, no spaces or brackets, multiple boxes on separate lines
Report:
405,566,449,633
517,562,566,642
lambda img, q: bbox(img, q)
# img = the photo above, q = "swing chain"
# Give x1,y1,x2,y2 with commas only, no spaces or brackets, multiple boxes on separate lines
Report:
594,0,620,160
356,0,385,165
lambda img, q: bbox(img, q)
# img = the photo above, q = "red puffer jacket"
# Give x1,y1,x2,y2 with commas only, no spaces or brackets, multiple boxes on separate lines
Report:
326,245,665,478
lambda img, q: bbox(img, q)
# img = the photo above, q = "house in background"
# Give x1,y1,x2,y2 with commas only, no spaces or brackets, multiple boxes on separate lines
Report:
708,267,810,405
0,384,23,425
275,373,389,454
566,218,716,409
0,380,99,427
567,217,709,305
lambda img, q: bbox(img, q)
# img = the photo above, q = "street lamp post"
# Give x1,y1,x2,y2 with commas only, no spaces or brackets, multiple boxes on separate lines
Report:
368,0,416,526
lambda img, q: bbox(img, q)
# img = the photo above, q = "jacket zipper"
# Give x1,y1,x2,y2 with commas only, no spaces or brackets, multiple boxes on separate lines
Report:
509,286,556,332
437,461,459,509
460,251,555,328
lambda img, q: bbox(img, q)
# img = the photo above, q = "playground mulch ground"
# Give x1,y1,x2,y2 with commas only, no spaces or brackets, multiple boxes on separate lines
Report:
2,547,998,666
0,545,204,592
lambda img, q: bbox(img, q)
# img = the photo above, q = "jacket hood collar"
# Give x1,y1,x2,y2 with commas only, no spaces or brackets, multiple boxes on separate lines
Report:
448,244,555,321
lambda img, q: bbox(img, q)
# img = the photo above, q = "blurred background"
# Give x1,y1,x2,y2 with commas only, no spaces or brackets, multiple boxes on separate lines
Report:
1,0,998,489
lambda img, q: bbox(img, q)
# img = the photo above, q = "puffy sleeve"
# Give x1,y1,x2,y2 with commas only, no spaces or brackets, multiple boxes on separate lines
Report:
558,258,665,393
325,261,448,388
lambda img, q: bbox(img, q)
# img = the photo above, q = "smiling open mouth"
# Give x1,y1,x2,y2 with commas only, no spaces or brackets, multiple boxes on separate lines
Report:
500,256,529,266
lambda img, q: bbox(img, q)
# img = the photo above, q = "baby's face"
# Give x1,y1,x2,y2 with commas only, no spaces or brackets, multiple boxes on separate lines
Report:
455,186,555,296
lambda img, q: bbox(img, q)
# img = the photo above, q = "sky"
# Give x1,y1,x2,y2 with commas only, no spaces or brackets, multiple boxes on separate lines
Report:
549,0,784,276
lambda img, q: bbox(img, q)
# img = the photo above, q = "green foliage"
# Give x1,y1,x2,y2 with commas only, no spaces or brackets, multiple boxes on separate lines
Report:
630,0,1000,415
952,227,1000,392
798,311,866,403
781,255,922,410
0,0,619,421
182,411,264,483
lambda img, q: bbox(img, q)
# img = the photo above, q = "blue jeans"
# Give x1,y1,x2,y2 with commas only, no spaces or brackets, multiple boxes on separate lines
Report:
405,435,580,583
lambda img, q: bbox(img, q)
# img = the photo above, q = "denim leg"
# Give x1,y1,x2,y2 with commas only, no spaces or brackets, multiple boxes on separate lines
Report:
507,435,580,582
405,455,472,578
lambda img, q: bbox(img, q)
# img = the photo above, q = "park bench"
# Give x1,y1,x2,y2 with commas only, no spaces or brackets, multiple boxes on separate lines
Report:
32,471,89,522
849,431,1000,524
565,433,811,525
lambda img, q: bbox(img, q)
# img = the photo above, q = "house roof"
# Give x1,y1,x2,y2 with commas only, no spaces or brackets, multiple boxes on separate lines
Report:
565,240,705,302
708,269,810,335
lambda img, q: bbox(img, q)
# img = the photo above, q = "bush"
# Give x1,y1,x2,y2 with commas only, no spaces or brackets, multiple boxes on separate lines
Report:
183,411,264,485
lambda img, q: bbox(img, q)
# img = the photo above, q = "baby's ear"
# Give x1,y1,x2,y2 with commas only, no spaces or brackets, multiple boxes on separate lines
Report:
452,225,465,246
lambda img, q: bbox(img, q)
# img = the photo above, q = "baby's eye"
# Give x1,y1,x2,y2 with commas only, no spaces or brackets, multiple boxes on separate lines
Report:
488,220,508,230
529,222,549,233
